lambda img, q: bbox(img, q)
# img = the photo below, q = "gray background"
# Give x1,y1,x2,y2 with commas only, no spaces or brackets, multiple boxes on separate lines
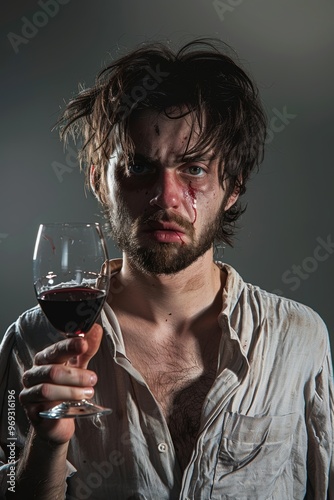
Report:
1,0,333,356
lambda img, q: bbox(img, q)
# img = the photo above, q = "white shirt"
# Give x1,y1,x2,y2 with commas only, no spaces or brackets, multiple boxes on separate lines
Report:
0,261,333,499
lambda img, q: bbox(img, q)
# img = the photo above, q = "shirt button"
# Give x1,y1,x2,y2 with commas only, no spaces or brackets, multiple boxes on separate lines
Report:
158,442,168,453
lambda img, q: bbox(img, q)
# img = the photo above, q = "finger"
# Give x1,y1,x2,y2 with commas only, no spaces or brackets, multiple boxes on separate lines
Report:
77,323,103,369
20,383,94,405
34,337,88,366
22,365,97,389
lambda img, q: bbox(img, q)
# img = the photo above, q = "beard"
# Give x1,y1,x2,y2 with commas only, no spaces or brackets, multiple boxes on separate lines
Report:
105,195,228,275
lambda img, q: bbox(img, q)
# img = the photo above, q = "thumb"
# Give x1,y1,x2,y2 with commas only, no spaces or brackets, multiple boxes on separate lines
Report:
77,323,103,369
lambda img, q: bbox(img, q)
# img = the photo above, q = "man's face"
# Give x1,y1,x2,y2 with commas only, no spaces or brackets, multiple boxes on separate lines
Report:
104,109,237,275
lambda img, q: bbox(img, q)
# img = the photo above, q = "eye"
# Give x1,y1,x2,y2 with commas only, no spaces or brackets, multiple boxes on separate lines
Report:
184,165,206,176
128,164,155,175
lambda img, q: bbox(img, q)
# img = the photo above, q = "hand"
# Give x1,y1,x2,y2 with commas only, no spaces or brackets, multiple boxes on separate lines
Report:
19,324,103,445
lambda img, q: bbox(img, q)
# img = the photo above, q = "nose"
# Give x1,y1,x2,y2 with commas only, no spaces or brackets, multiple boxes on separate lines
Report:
149,169,181,209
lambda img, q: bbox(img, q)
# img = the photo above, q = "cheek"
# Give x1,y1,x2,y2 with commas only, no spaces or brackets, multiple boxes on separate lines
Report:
188,184,223,226
114,171,158,210
182,184,197,223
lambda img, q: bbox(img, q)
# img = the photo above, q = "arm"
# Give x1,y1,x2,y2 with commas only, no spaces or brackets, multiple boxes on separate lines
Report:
14,428,69,499
6,324,103,499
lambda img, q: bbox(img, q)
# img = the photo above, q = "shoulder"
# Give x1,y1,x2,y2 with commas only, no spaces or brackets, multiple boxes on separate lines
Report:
221,263,330,364
1,306,62,362
248,282,326,335
245,282,330,367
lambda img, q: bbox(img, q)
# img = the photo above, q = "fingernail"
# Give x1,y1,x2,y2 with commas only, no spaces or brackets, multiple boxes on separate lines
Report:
84,388,94,397
90,374,97,385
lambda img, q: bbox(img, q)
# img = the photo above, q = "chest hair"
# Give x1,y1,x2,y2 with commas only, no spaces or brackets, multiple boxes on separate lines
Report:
125,332,219,470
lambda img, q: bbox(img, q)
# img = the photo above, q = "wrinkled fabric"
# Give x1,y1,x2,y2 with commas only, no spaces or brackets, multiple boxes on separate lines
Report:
0,260,333,499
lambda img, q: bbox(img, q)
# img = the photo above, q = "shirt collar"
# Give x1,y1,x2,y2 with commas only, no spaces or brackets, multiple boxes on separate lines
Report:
101,258,249,379
215,261,246,319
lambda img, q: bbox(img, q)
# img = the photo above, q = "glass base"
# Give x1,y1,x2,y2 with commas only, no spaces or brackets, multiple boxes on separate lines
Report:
39,400,112,419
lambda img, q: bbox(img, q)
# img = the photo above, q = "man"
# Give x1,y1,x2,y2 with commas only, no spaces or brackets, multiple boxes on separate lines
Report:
0,39,333,499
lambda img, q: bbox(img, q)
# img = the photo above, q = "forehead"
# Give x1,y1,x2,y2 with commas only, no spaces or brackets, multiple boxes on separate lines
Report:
127,109,210,160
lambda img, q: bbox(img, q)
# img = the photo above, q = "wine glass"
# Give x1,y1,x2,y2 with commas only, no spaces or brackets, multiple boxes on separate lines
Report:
33,222,111,419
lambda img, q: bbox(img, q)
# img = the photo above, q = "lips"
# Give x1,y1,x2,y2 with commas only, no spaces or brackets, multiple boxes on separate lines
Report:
146,220,186,233
142,220,187,243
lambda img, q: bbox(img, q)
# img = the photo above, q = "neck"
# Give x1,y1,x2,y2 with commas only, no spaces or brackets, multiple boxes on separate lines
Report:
108,249,225,332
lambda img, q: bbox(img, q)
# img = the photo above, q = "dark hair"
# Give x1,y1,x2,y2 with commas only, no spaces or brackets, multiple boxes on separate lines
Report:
59,38,267,245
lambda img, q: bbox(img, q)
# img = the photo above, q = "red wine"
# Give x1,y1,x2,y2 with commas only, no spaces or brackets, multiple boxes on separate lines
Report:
38,287,106,335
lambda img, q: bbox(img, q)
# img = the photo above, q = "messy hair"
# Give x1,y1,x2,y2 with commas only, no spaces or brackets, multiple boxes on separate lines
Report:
59,38,267,245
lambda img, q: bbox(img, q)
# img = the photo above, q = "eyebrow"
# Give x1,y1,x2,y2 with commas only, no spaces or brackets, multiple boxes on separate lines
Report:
181,153,217,162
131,152,216,166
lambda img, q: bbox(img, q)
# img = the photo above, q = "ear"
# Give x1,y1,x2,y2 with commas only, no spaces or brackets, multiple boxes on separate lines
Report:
224,182,241,211
90,164,108,206
90,165,98,196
